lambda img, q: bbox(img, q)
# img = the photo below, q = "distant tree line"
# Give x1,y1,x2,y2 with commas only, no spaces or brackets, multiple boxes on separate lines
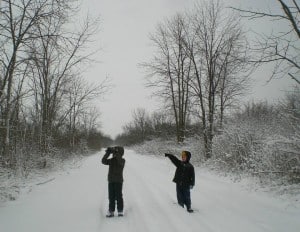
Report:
115,108,176,146
115,108,201,146
0,0,110,169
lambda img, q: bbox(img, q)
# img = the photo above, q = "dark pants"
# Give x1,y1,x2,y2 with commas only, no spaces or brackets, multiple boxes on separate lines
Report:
176,184,191,209
108,182,123,212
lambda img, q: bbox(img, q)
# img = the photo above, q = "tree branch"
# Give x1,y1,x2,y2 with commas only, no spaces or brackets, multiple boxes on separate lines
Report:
289,73,300,84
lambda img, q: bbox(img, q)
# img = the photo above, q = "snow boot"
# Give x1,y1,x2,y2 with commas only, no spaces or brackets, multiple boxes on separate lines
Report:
106,211,114,218
187,208,194,213
118,211,124,217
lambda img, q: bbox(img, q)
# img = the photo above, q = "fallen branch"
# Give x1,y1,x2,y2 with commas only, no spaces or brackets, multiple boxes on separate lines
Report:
36,178,55,186
253,171,285,174
253,170,300,175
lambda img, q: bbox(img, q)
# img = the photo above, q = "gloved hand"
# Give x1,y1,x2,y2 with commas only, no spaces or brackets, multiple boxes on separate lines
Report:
165,153,171,157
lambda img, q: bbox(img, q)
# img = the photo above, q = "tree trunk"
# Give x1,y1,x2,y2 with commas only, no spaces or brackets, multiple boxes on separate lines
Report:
3,53,16,164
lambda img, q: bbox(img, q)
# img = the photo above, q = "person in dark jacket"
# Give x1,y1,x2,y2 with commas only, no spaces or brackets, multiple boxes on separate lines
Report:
165,151,195,213
102,146,125,217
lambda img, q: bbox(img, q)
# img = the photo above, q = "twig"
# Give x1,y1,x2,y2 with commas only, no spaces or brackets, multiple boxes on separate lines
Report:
36,178,55,186
253,171,300,175
289,73,300,84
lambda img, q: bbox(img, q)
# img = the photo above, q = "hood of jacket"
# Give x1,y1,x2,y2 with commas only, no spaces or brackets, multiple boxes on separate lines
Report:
183,150,191,162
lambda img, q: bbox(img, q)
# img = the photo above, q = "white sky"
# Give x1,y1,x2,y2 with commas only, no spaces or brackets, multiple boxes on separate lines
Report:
80,0,295,139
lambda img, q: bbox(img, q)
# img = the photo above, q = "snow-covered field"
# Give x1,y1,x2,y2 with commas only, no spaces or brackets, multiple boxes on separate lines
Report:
0,150,299,232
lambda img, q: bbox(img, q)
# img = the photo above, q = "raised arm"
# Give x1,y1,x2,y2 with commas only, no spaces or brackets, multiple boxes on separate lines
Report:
165,153,181,167
102,150,112,165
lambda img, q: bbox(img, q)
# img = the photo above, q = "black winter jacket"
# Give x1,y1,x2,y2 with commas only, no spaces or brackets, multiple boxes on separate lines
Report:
166,154,195,187
102,152,125,183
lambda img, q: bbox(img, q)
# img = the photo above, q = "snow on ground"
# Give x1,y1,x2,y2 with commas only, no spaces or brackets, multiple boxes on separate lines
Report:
0,150,299,232
0,155,83,203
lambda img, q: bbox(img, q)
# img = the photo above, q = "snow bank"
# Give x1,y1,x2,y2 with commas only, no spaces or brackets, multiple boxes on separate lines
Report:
0,154,84,204
131,138,300,201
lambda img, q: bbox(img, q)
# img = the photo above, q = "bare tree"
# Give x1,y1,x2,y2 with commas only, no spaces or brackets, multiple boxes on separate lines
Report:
65,76,107,150
216,32,252,128
184,0,251,158
0,0,59,162
131,108,151,142
27,11,100,153
231,0,300,84
81,107,101,136
141,13,191,142
0,0,107,169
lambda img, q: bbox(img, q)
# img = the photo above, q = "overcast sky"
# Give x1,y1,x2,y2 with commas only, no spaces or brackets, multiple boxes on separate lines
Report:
80,0,295,139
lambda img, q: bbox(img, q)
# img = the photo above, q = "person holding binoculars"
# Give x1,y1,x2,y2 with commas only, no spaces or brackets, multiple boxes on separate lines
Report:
102,146,125,217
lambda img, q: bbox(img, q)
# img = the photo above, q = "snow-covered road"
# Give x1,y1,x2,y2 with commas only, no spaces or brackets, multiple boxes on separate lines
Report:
0,150,299,232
